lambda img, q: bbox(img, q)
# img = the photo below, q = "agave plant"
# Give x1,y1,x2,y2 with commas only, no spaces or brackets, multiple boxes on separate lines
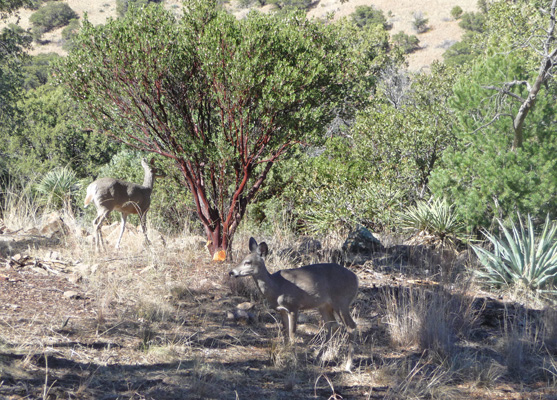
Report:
399,197,465,243
35,166,80,212
471,214,557,293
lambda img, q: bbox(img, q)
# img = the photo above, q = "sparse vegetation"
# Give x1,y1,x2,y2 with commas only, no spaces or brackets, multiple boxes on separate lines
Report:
29,2,78,42
351,5,391,30
450,5,463,19
412,11,429,33
392,31,420,54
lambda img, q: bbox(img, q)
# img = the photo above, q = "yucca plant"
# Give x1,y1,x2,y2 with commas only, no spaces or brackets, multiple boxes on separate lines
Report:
399,197,465,244
471,214,557,293
35,166,81,213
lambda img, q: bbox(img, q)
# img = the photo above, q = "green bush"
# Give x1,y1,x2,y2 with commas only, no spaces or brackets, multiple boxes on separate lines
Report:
351,5,391,30
458,12,486,33
450,5,463,20
412,11,429,33
29,2,78,42
22,52,60,90
430,54,557,231
392,31,420,54
116,0,162,17
61,18,80,51
471,214,557,294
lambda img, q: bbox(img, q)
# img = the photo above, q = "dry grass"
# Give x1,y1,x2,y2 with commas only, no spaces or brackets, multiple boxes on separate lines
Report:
1,191,557,398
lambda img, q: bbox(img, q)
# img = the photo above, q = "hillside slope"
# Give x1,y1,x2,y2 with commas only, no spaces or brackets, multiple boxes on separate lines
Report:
6,0,477,70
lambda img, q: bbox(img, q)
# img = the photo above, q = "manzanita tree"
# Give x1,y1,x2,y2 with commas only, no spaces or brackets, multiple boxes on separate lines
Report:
57,0,362,256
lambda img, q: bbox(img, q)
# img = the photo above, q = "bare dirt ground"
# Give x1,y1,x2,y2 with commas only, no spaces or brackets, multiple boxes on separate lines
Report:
1,223,556,399
5,0,477,69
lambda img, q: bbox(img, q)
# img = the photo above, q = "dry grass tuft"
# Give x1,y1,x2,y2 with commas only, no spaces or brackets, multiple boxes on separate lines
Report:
381,284,478,357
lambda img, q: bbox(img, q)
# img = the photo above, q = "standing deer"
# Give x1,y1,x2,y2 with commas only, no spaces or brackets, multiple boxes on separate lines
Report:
84,158,162,251
230,238,358,367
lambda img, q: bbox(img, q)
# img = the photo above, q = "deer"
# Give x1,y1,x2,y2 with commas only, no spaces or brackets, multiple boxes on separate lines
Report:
229,237,359,369
84,158,162,251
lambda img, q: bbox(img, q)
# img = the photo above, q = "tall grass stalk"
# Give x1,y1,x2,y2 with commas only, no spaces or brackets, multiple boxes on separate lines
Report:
1,178,41,231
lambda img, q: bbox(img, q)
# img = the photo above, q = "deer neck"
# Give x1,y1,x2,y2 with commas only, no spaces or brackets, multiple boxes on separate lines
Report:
251,266,279,304
142,166,154,189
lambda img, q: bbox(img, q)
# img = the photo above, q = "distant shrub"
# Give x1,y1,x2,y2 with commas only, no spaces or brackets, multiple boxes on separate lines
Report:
459,11,486,32
392,31,420,54
29,2,78,42
450,5,463,20
351,5,391,30
412,11,429,33
61,18,80,51
116,0,162,17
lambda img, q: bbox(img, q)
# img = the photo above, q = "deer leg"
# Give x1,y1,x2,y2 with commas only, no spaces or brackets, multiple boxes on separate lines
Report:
319,304,339,340
139,212,151,246
288,310,298,341
93,210,109,251
338,304,357,330
115,213,128,249
277,307,297,343
338,304,357,372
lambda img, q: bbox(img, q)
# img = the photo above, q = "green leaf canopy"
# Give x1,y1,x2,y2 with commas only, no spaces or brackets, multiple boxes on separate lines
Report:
57,0,357,253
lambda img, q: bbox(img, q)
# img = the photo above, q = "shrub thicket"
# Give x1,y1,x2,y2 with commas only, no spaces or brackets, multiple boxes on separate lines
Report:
458,11,486,33
450,5,463,20
392,31,420,54
116,0,162,17
351,5,391,30
29,2,78,42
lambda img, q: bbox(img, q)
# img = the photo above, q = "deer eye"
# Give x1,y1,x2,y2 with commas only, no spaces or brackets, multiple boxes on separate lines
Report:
244,260,252,266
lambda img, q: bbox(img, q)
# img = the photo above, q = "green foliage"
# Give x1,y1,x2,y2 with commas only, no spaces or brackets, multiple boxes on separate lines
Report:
392,31,420,54
430,53,557,231
458,12,486,33
471,214,557,294
61,18,80,51
351,5,390,30
266,63,458,233
266,0,311,12
1,84,118,179
412,11,429,33
22,52,59,90
450,5,463,20
35,166,80,211
442,32,483,67
0,23,31,145
57,0,373,250
399,197,465,243
116,0,161,17
29,2,78,42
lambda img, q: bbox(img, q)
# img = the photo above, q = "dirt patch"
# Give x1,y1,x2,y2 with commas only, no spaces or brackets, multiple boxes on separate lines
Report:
0,230,555,399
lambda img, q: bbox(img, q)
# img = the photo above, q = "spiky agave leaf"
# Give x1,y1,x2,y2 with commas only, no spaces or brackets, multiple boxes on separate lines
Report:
471,214,557,293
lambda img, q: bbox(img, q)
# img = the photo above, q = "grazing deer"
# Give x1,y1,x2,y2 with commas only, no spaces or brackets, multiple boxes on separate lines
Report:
230,238,358,367
84,158,162,251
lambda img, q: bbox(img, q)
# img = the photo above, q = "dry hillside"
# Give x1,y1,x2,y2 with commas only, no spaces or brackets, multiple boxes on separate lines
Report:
6,0,478,70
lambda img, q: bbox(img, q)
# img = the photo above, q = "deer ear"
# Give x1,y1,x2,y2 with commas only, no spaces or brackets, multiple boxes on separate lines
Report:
249,237,258,253
258,242,269,258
